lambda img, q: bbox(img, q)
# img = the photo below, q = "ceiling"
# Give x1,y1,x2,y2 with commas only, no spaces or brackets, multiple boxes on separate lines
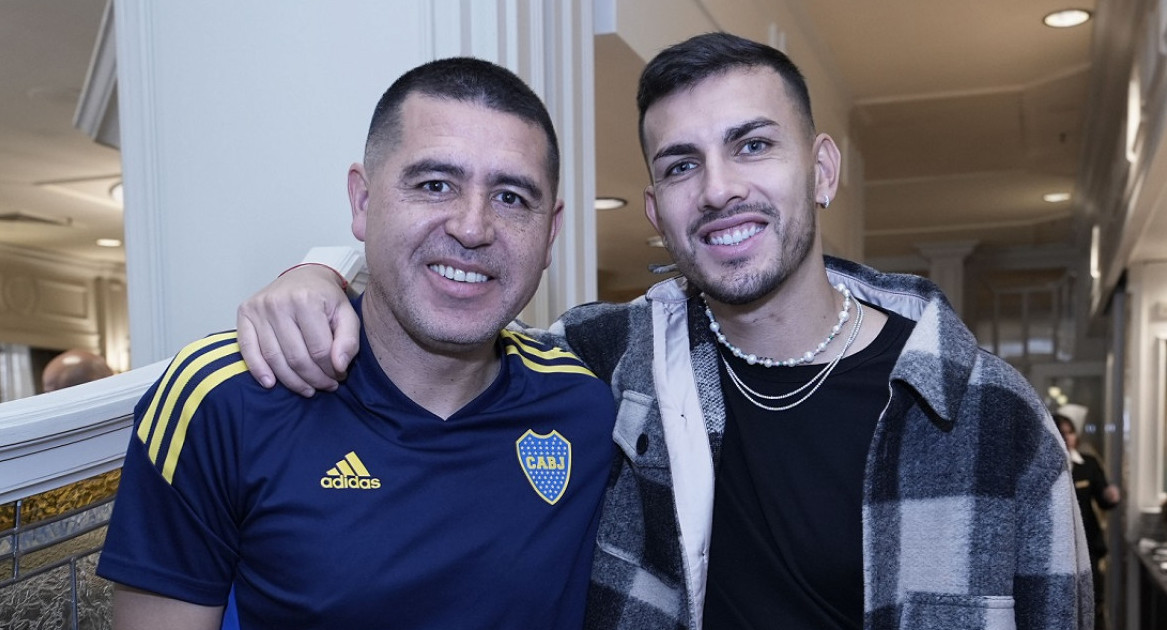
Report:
4,0,1163,304
0,0,122,264
593,0,1112,300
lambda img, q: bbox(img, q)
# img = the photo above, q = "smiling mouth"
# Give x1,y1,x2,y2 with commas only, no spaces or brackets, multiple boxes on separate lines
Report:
706,223,763,246
429,264,490,283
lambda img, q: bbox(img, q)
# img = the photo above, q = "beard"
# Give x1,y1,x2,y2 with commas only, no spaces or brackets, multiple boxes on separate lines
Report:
671,187,818,306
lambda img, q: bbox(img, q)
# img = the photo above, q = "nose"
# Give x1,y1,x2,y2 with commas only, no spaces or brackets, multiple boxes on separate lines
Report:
698,157,748,211
445,196,495,248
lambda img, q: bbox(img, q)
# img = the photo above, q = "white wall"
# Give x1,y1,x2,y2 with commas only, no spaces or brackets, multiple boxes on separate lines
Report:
116,1,425,364
1126,260,1167,527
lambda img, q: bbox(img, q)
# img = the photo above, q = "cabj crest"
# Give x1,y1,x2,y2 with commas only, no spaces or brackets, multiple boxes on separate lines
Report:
516,429,572,505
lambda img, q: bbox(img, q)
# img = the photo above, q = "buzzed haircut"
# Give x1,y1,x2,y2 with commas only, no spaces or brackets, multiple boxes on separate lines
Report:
636,32,816,155
364,57,560,192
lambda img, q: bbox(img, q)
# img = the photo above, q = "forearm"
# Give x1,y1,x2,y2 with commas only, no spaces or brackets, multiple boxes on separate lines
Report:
113,585,224,630
296,246,367,295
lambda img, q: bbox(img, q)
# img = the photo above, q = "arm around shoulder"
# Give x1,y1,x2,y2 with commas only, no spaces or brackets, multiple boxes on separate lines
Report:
235,246,364,396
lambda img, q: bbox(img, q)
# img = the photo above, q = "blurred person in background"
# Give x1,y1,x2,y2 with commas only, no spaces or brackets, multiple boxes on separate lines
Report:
41,349,114,392
1055,408,1119,630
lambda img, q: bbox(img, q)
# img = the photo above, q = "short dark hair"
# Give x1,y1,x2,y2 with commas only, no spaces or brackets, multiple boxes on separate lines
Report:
1054,414,1076,434
636,32,815,155
365,57,560,192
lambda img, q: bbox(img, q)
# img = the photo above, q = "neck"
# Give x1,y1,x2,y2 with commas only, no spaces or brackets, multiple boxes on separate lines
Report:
362,300,500,420
705,269,843,363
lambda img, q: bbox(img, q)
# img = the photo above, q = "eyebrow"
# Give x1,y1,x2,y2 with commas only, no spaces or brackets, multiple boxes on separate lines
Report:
651,142,700,165
651,117,780,165
725,118,778,144
490,173,544,203
401,159,465,181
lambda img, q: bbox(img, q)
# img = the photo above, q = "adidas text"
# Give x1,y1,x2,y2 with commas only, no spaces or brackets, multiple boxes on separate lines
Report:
320,475,382,490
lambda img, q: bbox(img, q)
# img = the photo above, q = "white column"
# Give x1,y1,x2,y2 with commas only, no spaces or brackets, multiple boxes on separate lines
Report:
1125,261,1167,520
915,241,978,318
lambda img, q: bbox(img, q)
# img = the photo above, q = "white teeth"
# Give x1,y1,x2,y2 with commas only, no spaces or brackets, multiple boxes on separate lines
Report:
429,264,489,283
709,224,762,246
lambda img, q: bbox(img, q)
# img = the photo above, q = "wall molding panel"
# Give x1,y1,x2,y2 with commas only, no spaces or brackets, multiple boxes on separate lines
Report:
0,245,125,353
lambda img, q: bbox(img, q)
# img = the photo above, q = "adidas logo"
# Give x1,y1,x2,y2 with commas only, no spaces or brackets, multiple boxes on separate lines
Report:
319,451,382,490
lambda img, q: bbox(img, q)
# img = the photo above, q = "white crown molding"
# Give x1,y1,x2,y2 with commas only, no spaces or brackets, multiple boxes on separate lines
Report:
74,0,120,149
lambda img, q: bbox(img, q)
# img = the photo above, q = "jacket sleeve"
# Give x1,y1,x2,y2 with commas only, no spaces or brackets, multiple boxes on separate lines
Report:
1012,406,1094,630
549,301,635,383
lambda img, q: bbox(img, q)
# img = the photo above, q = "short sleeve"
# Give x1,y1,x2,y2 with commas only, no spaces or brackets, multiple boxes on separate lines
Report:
97,333,249,606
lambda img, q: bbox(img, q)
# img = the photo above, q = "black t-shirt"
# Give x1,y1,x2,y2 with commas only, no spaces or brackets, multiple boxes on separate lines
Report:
703,304,914,630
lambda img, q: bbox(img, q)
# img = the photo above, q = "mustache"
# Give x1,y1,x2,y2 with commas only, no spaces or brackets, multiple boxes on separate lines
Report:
688,202,779,236
422,242,499,274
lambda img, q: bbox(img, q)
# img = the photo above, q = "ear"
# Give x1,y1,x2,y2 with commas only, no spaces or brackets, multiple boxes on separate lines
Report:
644,184,662,234
543,199,566,269
348,163,370,242
812,134,842,206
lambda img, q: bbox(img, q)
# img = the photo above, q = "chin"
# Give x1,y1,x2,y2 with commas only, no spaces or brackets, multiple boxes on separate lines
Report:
430,315,512,346
687,264,783,306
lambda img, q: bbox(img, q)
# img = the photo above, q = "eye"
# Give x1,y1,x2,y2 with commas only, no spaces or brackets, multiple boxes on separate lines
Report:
420,180,451,193
740,139,770,155
664,160,697,178
494,190,529,208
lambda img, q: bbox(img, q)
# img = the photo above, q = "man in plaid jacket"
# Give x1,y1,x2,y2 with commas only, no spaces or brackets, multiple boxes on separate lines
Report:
556,256,1091,629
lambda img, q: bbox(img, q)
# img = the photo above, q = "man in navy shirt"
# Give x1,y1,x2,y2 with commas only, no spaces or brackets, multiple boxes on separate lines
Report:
98,58,614,629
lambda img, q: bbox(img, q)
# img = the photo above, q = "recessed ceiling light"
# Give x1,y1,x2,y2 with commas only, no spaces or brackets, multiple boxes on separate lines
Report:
96,238,122,247
646,235,665,248
109,181,123,204
1043,192,1072,203
1042,9,1091,28
594,197,627,210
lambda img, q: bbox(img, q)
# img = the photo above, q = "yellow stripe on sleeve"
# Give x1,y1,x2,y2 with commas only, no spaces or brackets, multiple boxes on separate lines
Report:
160,360,249,484
146,342,244,463
137,332,238,445
503,344,596,377
501,330,586,362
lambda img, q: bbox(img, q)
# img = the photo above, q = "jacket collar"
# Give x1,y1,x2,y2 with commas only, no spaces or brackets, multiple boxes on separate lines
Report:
644,256,979,428
824,256,978,427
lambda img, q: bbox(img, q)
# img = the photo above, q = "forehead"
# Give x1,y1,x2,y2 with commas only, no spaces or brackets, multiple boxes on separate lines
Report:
390,93,552,181
642,67,805,151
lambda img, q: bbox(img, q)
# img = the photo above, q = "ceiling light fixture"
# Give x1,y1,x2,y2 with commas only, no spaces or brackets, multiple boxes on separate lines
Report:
96,238,122,248
1043,192,1072,203
109,181,123,204
594,197,627,210
1042,9,1091,28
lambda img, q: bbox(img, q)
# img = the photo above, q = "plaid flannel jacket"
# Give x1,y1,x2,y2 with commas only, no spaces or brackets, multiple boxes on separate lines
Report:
552,256,1092,630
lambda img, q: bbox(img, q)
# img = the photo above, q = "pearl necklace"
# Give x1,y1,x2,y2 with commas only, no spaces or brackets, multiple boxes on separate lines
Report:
704,283,853,367
704,285,865,411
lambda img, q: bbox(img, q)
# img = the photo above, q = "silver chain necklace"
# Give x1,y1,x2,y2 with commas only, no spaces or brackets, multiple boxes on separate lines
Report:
704,284,853,367
706,291,865,411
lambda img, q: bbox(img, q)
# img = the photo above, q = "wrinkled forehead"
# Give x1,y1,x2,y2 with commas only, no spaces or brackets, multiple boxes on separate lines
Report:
394,95,553,179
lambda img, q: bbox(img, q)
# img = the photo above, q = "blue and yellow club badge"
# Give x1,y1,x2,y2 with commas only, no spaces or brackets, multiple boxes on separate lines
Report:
516,429,572,505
